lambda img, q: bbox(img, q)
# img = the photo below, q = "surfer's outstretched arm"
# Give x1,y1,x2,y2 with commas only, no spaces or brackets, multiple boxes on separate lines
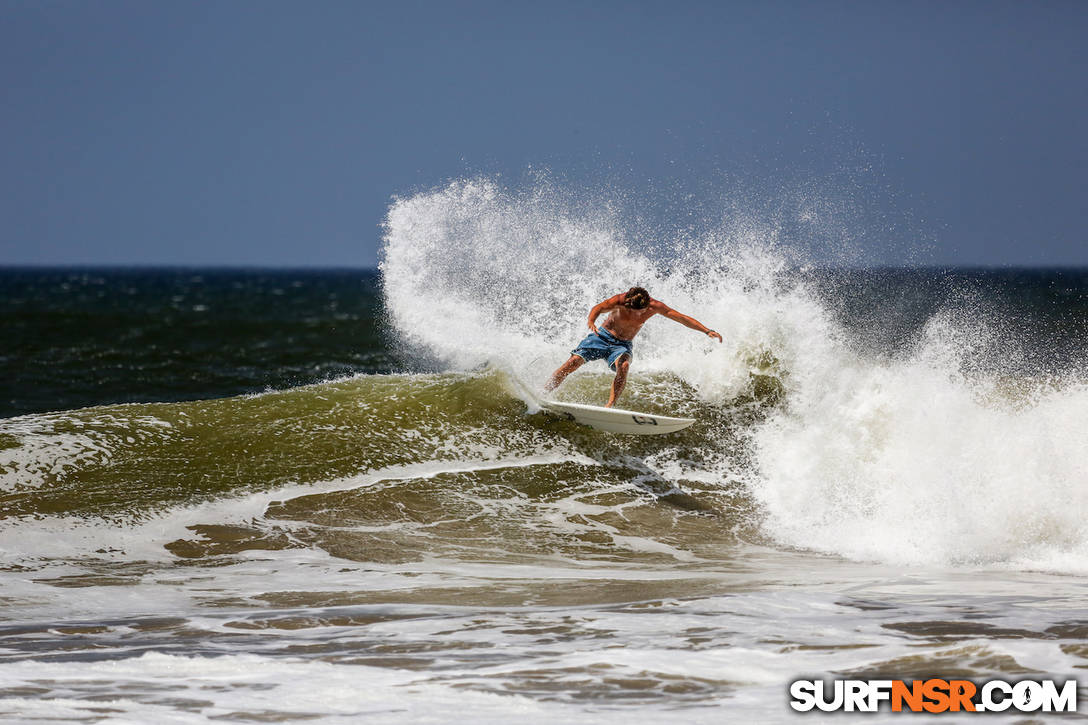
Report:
655,302,722,342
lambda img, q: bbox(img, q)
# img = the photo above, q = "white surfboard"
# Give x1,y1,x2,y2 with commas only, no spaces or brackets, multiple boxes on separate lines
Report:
538,399,695,435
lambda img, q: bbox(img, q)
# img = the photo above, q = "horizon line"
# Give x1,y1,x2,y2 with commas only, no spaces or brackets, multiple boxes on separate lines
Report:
2,263,1088,273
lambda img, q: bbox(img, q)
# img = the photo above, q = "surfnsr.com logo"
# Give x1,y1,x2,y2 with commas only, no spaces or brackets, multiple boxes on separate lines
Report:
789,678,1078,713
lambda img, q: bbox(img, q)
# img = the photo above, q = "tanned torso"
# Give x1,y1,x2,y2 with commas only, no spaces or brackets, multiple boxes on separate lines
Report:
596,298,663,340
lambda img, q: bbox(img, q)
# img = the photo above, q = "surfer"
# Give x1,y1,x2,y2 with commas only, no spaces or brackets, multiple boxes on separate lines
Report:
545,286,722,407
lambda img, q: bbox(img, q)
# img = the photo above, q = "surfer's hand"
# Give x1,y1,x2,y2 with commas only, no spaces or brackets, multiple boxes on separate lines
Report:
707,330,722,342
588,323,598,333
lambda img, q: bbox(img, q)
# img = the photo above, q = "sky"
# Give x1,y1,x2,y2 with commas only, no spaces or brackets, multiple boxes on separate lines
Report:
1,0,1086,268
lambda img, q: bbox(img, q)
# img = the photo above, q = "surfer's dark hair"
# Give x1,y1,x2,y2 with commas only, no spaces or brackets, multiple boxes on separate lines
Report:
624,287,650,310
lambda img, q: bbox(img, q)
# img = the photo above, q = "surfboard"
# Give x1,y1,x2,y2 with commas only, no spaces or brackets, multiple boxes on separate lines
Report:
538,399,695,435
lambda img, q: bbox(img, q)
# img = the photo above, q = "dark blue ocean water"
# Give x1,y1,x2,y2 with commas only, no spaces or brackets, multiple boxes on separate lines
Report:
1,268,387,417
3,266,1085,418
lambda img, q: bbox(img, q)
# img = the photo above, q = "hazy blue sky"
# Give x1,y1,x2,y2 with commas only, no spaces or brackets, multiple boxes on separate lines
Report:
2,0,1086,267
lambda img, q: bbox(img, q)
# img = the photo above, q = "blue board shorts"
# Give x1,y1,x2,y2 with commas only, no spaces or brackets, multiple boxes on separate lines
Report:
571,328,633,371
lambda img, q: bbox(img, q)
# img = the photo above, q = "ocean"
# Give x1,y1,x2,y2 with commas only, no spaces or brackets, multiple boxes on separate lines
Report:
2,180,1087,721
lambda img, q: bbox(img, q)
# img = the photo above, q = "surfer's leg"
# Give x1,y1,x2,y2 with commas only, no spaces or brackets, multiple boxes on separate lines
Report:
545,355,585,392
606,355,630,407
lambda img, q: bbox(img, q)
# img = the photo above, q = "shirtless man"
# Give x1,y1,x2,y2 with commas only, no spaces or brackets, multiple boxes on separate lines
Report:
545,286,722,407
